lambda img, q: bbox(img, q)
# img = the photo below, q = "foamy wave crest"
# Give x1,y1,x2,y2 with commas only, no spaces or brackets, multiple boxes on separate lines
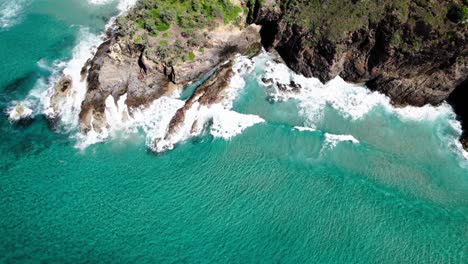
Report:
259,55,453,126
7,103,33,122
257,52,466,158
151,56,262,152
446,119,468,161
8,0,138,126
87,0,137,13
293,126,316,132
323,133,359,149
0,0,27,29
6,76,49,122
74,95,185,149
42,29,102,131
75,55,263,152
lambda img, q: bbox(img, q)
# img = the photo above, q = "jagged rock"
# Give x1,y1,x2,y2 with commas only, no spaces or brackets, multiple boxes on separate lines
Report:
80,59,91,82
164,65,176,84
261,77,273,85
45,75,74,119
249,0,468,150
165,61,234,139
138,47,148,74
78,15,261,135
54,76,72,95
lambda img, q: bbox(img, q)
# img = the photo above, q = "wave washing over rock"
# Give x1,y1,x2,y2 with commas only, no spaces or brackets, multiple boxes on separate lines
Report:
6,0,265,153
88,0,137,12
5,0,467,160
74,55,265,152
255,52,468,160
7,0,138,126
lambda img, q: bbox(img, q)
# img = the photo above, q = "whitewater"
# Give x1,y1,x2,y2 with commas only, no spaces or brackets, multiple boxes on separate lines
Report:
2,0,465,161
1,0,467,263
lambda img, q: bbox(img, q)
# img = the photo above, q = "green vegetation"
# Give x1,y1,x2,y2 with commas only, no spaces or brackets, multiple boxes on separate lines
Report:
280,0,453,41
115,0,245,66
135,19,145,29
127,0,242,36
448,2,468,23
155,22,170,31
134,36,143,43
188,51,196,61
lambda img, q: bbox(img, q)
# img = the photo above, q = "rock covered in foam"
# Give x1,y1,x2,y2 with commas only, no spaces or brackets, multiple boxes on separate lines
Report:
73,55,264,152
7,103,33,122
153,56,264,152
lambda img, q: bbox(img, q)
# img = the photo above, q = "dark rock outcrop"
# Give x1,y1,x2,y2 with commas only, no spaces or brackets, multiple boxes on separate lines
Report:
249,0,468,149
165,61,234,138
76,10,261,133
448,79,468,150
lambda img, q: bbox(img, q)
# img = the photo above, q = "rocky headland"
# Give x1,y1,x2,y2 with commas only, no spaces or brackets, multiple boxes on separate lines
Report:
247,0,468,149
45,0,468,151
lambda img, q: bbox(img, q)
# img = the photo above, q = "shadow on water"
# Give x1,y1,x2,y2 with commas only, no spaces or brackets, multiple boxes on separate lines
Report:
0,71,39,95
448,79,468,139
0,112,71,170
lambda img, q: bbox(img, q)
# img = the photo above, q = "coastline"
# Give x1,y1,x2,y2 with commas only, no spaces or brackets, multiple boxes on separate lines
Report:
6,0,468,157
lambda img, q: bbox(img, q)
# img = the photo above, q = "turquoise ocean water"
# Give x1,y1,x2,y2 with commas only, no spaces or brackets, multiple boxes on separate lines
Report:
0,1,467,263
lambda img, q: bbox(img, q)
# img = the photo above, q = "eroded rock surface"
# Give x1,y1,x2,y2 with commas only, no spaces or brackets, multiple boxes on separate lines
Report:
76,11,261,133
248,0,467,149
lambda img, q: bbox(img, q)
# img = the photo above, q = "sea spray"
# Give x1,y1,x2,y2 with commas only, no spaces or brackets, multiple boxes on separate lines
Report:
7,0,138,129
256,52,468,160
75,55,264,152
323,133,360,149
42,29,102,131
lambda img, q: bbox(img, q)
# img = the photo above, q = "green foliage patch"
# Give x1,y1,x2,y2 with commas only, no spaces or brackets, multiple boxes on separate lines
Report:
280,0,452,42
128,0,242,36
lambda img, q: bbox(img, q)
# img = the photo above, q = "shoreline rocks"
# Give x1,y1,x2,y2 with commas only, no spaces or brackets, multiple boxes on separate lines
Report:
247,0,468,150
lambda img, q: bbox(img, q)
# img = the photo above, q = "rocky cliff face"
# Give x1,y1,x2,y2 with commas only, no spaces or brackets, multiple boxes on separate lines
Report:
74,6,261,133
248,0,467,148
45,0,467,151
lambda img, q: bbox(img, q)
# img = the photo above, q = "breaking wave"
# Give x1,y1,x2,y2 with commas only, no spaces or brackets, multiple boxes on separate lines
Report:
87,0,137,13
256,52,467,160
74,56,265,152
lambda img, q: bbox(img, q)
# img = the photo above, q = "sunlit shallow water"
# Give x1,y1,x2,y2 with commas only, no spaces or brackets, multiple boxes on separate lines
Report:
0,0,467,263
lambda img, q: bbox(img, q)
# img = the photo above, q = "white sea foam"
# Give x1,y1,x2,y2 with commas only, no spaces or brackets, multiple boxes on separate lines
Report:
7,103,33,122
258,53,454,125
33,0,137,129
257,52,466,158
9,0,138,127
42,29,102,131
0,0,26,29
323,133,360,149
87,0,137,13
6,76,48,122
447,119,468,161
73,55,264,152
293,126,316,132
147,56,263,152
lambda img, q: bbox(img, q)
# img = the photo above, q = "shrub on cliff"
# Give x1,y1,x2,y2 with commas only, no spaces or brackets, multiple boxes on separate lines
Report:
127,0,242,35
448,3,468,23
